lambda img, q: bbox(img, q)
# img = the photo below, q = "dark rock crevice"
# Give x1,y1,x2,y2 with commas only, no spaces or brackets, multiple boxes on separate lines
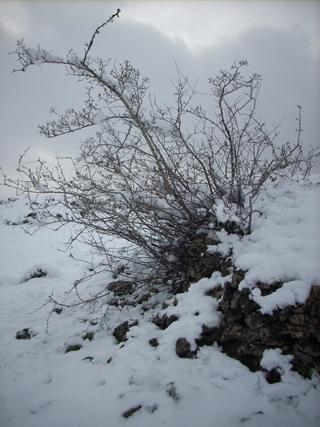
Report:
196,271,320,378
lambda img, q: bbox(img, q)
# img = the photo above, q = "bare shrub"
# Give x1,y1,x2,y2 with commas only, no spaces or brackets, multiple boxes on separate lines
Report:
3,10,319,296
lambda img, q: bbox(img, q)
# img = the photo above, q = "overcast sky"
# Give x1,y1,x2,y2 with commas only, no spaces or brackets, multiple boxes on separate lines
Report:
1,1,319,186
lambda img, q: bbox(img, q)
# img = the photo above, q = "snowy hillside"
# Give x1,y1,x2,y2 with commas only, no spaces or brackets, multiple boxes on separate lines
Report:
0,175,319,427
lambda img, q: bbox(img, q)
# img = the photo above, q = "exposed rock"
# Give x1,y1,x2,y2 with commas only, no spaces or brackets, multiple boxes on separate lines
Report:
153,313,178,330
196,324,223,347
83,356,94,362
176,337,196,359
26,212,37,219
149,338,159,348
107,281,134,296
113,319,138,343
65,344,82,353
206,285,223,299
197,271,320,378
16,328,34,340
231,269,246,286
183,236,232,283
23,267,47,282
122,405,142,418
164,232,233,293
265,369,282,384
256,281,283,296
82,332,94,341
113,321,129,343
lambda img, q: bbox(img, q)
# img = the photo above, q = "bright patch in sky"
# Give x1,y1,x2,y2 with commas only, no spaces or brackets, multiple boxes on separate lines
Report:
124,1,320,55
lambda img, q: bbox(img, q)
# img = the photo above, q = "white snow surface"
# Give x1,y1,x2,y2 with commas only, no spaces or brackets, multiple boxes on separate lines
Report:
215,175,320,313
260,349,293,373
0,176,320,427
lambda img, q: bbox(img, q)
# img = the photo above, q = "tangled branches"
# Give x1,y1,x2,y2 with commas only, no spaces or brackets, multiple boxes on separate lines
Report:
3,11,319,296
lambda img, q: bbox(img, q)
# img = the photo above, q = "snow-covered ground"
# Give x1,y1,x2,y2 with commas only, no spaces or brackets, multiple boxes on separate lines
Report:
0,176,319,427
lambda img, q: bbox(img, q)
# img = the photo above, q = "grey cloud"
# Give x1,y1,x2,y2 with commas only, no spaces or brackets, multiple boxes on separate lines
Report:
194,26,320,147
0,2,319,181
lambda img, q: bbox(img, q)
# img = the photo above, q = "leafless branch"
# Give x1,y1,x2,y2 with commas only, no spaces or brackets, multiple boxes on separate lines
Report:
3,17,319,305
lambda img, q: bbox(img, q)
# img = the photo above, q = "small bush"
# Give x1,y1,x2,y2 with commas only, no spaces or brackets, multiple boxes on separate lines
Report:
4,11,318,302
